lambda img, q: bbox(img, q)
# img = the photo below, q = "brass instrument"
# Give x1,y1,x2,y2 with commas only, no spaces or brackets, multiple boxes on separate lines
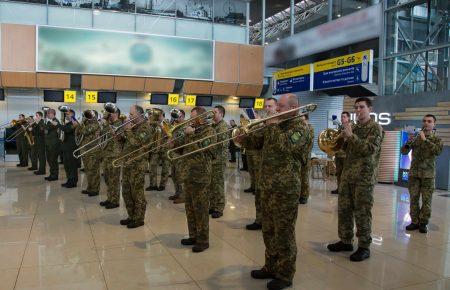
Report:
5,118,35,142
24,116,35,146
0,119,26,130
112,109,214,168
318,120,356,156
167,104,318,162
404,126,432,149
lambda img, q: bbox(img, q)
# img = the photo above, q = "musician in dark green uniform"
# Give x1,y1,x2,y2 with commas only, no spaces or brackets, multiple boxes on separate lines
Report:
30,111,46,175
58,109,79,187
44,109,61,181
13,114,29,167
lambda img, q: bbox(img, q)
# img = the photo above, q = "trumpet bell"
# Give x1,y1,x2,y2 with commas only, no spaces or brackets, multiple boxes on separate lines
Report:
231,127,247,148
318,128,344,156
83,109,95,120
161,119,173,138
104,103,118,114
58,105,70,113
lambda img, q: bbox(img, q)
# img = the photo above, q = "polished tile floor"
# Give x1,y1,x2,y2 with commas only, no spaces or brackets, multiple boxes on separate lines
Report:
1,162,450,290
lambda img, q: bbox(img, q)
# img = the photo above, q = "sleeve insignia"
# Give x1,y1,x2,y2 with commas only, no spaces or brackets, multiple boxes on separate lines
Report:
201,139,211,148
290,131,302,143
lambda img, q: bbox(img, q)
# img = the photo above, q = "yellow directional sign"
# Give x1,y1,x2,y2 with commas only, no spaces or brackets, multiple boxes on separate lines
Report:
85,91,98,103
254,98,265,109
185,95,197,106
168,94,179,106
64,90,76,103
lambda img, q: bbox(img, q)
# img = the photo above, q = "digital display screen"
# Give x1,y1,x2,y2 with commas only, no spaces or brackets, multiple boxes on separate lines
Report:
43,90,64,102
239,98,255,108
98,91,117,103
0,89,4,101
196,95,213,106
150,94,169,105
399,130,412,170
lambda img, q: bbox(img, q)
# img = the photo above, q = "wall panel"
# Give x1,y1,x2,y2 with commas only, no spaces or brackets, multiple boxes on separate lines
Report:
114,76,146,92
2,72,36,88
183,80,212,95
81,75,115,91
211,82,238,96
236,83,262,97
214,42,239,83
36,73,70,89
1,23,36,72
144,78,175,92
238,44,263,85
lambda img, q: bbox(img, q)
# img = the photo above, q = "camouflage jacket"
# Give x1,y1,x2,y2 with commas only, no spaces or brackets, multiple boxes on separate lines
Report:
305,123,314,162
401,133,443,179
175,124,217,184
340,119,383,185
212,119,229,163
101,119,123,158
75,119,100,155
240,118,311,194
122,122,152,165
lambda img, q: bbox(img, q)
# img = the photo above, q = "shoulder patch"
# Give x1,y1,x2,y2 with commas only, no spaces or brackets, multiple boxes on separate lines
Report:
290,131,302,143
201,138,211,148
139,132,148,139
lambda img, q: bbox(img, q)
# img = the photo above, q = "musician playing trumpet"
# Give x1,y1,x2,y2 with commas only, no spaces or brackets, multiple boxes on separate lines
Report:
30,111,46,175
401,114,443,233
57,109,79,188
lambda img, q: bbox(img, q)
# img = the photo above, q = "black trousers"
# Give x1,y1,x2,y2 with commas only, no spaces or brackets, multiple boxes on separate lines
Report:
46,143,60,178
63,148,78,184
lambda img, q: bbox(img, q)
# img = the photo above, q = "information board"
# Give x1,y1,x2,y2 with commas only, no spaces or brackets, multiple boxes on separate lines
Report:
272,64,312,95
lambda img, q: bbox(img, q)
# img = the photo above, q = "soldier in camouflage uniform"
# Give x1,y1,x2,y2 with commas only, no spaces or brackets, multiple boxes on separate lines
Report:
76,111,101,196
327,97,383,262
299,114,314,204
99,109,123,209
238,94,311,290
176,107,217,253
209,105,228,219
120,105,152,229
401,114,443,233
244,150,257,192
147,109,170,192
246,97,278,231
331,112,351,195
44,109,61,181
169,110,186,204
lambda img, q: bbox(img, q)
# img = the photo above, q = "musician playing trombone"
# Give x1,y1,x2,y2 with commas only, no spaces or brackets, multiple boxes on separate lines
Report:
401,114,443,233
75,110,101,196
169,109,186,204
44,109,61,181
30,111,46,175
13,114,30,167
235,94,312,290
174,106,217,253
99,108,123,209
57,109,79,188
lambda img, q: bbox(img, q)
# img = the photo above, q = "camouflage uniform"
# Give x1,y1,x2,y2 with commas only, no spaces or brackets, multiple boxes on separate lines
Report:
401,133,443,225
122,122,152,223
101,119,123,205
171,126,186,199
338,119,383,249
300,123,314,199
209,119,229,214
149,122,170,188
175,124,217,246
76,120,101,193
45,118,61,178
334,149,346,189
241,118,311,283
246,150,257,190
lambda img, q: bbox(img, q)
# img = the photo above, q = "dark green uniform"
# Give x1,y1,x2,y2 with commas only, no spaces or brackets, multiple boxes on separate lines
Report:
45,118,61,178
338,119,383,249
122,122,152,223
149,122,170,188
31,119,46,173
175,124,217,246
101,119,123,205
300,123,314,199
13,123,29,166
401,133,443,225
76,120,101,193
241,118,311,283
58,121,79,185
209,119,228,214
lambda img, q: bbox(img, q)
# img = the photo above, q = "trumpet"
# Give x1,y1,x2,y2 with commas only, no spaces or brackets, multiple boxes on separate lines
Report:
404,127,427,149
112,109,214,168
167,104,317,162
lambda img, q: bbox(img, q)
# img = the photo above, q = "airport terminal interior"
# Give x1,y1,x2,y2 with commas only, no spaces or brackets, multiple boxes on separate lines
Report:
0,0,449,289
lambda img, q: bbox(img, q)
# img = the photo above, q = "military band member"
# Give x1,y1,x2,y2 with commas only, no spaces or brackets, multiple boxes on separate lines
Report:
58,109,79,187
27,115,37,171
209,105,228,219
99,109,123,209
331,111,351,195
30,112,46,175
14,114,29,167
120,105,152,229
238,94,311,290
44,109,61,181
299,114,314,204
402,114,443,233
327,97,383,262
169,110,186,204
76,111,101,196
177,107,217,252
147,109,170,192
246,97,277,231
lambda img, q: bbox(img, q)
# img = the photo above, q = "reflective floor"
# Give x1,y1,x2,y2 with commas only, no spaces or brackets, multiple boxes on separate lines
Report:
1,163,450,290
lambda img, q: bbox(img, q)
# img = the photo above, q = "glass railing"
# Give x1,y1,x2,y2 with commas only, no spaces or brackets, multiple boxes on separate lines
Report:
0,0,247,26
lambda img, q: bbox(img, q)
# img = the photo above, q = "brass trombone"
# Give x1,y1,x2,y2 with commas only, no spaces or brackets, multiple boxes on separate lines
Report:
5,117,35,142
112,109,214,168
167,103,318,162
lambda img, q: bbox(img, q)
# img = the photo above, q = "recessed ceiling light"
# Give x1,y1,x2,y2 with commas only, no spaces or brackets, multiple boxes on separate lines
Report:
357,6,362,9
337,14,341,17
264,42,268,45
276,37,280,40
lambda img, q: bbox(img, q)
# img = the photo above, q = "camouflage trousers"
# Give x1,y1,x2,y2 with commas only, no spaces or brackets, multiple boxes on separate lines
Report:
83,154,100,193
338,182,374,248
122,161,147,222
209,160,226,213
171,162,185,198
149,152,170,187
102,157,121,205
335,157,344,189
247,153,257,190
185,181,210,245
300,160,311,199
408,176,435,225
261,190,299,282
254,160,262,224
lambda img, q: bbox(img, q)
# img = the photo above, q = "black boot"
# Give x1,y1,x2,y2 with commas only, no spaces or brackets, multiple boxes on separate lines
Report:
331,189,339,194
327,241,353,252
88,191,99,196
157,186,165,191
181,238,196,246
99,200,110,206
349,247,370,262
120,218,131,225
211,211,223,219
246,222,262,230
105,203,119,209
82,190,90,195
406,223,419,231
127,220,144,228
419,224,428,233
299,197,308,204
250,269,275,279
267,279,292,290
244,187,254,193
192,243,209,253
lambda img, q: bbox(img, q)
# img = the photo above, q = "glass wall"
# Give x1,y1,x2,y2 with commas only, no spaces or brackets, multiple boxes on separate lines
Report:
384,0,450,94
